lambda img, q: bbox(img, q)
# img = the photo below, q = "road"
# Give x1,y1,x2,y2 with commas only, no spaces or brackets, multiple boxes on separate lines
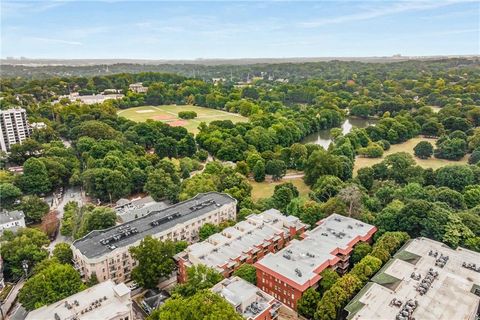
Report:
48,186,84,251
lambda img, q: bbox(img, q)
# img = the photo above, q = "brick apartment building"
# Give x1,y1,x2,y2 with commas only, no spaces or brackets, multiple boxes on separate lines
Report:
72,192,236,283
175,209,306,283
254,214,376,310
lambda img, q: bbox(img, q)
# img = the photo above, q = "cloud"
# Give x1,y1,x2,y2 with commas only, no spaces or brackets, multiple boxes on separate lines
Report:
1,0,66,15
29,37,82,45
299,0,477,28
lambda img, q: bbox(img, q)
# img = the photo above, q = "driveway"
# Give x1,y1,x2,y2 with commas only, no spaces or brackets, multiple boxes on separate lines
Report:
48,186,84,251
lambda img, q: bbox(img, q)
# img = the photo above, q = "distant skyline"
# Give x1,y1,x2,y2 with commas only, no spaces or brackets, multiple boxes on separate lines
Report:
1,0,479,59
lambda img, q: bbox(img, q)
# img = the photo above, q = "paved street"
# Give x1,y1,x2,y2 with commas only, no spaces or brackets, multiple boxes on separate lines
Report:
48,186,84,251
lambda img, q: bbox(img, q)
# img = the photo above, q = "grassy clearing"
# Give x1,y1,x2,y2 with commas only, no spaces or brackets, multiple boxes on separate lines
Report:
354,136,469,174
117,105,248,134
250,176,311,201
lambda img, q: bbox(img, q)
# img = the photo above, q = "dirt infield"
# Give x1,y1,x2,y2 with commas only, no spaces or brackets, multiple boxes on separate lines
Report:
152,114,174,120
167,120,188,127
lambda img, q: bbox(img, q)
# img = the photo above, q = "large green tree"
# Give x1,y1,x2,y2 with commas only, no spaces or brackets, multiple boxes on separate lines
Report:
19,262,85,310
19,158,51,195
144,168,180,202
297,288,321,319
232,263,257,285
1,228,49,279
129,236,177,289
149,290,242,320
173,264,223,297
19,195,50,224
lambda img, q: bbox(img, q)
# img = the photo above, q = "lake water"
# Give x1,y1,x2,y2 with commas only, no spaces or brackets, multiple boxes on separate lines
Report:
301,118,377,149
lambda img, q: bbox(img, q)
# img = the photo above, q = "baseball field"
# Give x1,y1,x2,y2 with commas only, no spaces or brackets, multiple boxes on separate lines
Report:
117,105,248,134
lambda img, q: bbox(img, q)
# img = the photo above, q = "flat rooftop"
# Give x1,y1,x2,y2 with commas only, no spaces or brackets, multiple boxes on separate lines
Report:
73,192,235,259
177,209,306,271
346,237,480,320
0,210,24,224
25,280,131,320
212,276,279,320
255,214,376,289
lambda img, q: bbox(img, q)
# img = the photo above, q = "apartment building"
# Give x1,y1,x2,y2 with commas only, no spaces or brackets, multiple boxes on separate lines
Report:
175,209,306,282
129,82,148,93
345,237,480,320
0,108,31,152
212,276,282,320
72,192,236,283
25,280,133,320
255,214,376,310
0,210,26,234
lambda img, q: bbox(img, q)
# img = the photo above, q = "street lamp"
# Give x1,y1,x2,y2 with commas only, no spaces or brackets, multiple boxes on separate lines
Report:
21,260,28,278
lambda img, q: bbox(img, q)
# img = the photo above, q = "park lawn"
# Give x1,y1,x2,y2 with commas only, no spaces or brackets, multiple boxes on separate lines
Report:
353,136,469,175
117,105,248,134
250,177,311,201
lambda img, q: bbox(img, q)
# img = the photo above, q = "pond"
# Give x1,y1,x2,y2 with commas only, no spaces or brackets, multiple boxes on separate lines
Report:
301,117,377,149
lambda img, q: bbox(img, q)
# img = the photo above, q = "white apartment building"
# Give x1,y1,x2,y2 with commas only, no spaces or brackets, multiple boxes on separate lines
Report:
25,280,133,320
129,82,148,93
0,108,31,152
72,192,236,283
0,210,26,234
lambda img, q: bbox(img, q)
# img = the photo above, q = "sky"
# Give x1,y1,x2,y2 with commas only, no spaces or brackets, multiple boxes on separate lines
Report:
1,0,479,59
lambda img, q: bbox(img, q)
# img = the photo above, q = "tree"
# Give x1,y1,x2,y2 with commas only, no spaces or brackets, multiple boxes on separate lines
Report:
144,168,180,202
338,185,363,217
469,148,480,165
155,137,178,159
199,223,219,241
414,141,434,159
178,111,197,119
351,242,372,264
350,255,382,283
149,290,243,320
174,264,223,297
19,158,51,195
75,206,117,239
312,175,344,202
356,167,374,190
0,228,49,280
19,262,85,310
272,183,298,212
129,236,176,289
265,159,287,181
253,160,266,182
53,243,73,265
19,195,49,224
464,185,480,209
319,268,340,294
434,138,467,160
435,188,466,210
82,168,130,203
436,165,474,191
232,263,256,285
0,183,22,208
297,288,321,319
178,173,217,201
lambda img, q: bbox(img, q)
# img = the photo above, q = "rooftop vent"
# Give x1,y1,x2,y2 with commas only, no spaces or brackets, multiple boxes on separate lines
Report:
295,268,302,277
283,253,291,260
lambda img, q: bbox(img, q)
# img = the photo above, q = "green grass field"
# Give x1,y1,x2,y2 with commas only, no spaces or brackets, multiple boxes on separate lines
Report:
250,176,311,201
353,136,469,174
117,105,248,134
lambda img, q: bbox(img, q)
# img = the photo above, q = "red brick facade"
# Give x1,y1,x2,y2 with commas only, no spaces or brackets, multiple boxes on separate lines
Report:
255,224,377,310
